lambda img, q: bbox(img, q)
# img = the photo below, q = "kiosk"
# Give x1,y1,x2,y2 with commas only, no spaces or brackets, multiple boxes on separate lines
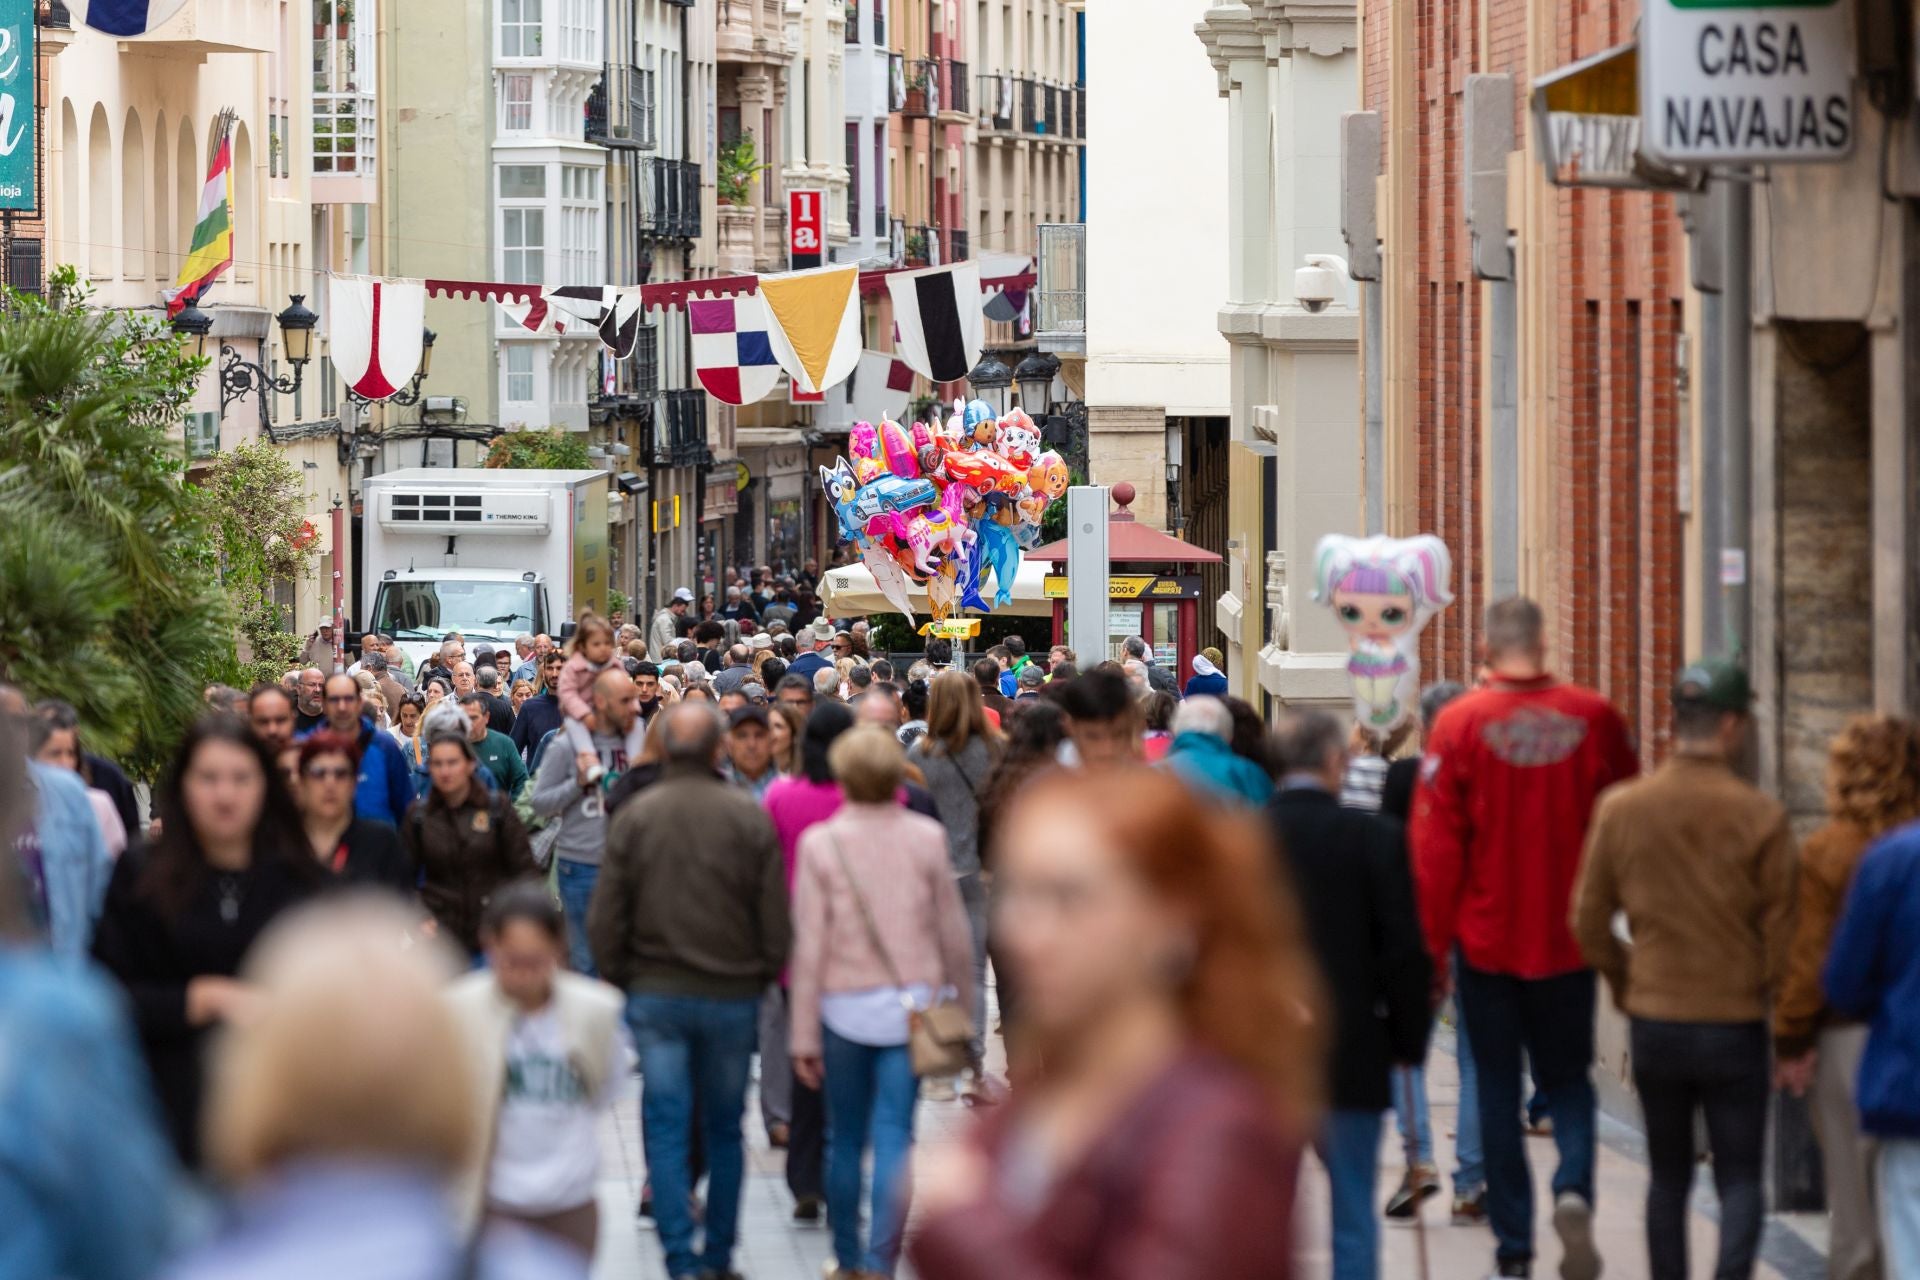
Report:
1027,482,1223,676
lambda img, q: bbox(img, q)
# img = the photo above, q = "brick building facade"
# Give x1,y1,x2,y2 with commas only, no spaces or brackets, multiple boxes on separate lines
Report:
1359,0,1689,764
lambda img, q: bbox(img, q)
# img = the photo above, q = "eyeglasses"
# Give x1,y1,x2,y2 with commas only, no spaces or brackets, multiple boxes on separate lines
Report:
325,693,362,705
304,764,354,782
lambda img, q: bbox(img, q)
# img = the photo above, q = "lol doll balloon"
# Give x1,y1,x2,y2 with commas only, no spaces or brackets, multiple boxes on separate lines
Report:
1310,534,1454,732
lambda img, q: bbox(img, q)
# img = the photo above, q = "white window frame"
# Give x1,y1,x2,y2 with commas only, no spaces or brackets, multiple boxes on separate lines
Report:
504,343,535,402
500,0,543,58
500,72,534,132
559,161,602,286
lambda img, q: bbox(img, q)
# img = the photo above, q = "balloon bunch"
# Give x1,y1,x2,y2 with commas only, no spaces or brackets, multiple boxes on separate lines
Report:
819,399,1070,621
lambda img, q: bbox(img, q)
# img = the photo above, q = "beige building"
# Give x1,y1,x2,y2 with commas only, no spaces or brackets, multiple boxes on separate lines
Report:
48,0,386,636
969,0,1079,291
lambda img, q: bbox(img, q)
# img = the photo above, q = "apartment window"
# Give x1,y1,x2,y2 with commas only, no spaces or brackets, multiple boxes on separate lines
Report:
320,354,337,416
501,73,533,131
505,344,535,401
846,122,859,227
500,0,541,56
560,164,603,285
499,164,546,198
502,208,545,283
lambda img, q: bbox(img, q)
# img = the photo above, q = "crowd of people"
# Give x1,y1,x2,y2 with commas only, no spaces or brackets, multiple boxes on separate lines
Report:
9,582,1920,1280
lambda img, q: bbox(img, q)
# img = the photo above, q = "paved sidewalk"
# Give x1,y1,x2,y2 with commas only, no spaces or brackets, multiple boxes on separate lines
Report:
588,1024,1827,1279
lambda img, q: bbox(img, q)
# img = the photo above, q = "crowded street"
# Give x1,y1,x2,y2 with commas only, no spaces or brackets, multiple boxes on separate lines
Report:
9,0,1920,1278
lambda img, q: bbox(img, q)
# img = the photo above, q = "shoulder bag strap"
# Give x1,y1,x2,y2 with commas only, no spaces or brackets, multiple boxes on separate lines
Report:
825,829,909,994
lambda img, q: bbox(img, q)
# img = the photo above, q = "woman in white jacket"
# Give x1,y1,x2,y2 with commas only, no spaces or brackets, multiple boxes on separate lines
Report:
447,881,629,1262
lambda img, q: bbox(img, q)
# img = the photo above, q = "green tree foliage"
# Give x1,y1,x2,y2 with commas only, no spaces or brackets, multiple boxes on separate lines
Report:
484,427,592,470
0,267,232,775
201,441,311,688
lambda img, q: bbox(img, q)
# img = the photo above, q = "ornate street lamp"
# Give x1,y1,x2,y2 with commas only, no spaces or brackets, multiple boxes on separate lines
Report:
212,294,319,441
966,351,1013,416
1013,349,1059,413
169,296,215,360
348,326,435,407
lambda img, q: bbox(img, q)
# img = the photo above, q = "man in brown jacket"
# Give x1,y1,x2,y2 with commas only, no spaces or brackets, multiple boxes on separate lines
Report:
1570,657,1796,1280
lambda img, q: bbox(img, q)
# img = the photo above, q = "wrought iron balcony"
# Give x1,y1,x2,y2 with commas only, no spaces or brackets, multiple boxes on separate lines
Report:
944,59,969,116
1035,223,1086,352
943,227,968,262
664,388,710,468
904,224,934,268
642,157,702,240
978,72,1014,131
904,58,939,118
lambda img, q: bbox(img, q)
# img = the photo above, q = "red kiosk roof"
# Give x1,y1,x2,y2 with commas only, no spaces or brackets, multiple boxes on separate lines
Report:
1025,482,1223,564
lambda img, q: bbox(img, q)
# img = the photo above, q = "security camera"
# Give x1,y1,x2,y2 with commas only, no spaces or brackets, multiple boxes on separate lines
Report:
1294,254,1351,314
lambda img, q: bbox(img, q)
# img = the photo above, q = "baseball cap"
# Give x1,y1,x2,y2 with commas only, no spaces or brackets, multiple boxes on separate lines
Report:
672,587,695,603
1673,656,1751,712
1017,665,1046,689
728,704,770,730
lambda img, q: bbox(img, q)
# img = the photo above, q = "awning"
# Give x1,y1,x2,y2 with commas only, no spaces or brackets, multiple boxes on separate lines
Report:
734,427,808,449
1531,42,1701,191
817,559,1055,619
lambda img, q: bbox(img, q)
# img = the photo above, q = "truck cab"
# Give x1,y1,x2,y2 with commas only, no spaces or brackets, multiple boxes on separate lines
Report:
368,569,551,669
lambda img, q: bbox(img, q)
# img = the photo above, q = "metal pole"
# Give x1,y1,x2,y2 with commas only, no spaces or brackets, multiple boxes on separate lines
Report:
1721,179,1752,660
330,497,347,671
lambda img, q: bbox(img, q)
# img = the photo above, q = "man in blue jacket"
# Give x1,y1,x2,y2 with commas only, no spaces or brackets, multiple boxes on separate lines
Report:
1826,820,1920,1278
302,674,414,826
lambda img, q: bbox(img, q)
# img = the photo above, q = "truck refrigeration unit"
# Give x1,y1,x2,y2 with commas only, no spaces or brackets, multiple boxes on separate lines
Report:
360,469,610,669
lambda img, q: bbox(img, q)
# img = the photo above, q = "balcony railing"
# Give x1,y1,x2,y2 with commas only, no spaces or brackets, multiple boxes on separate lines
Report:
587,67,656,149
888,53,908,113
943,227,968,262
1019,77,1038,134
1035,222,1086,344
944,59,969,116
585,80,611,143
1072,85,1086,140
664,389,710,467
905,224,936,267
642,157,702,240
904,58,939,117
1058,83,1073,141
1042,83,1058,135
629,322,659,394
978,72,1014,130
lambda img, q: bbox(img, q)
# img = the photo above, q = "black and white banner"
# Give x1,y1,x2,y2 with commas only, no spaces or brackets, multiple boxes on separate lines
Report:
886,262,984,385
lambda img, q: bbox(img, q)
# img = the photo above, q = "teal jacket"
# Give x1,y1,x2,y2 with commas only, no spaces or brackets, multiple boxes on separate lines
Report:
1163,731,1274,808
23,763,112,962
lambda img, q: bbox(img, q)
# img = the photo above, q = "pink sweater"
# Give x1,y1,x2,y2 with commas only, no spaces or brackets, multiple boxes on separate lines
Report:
789,802,976,1058
556,652,608,722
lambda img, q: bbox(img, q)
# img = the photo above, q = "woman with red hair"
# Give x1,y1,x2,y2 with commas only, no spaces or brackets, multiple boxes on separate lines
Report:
908,765,1320,1279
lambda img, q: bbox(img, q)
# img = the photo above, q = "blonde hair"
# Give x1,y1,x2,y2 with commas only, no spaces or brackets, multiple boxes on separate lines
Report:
829,725,906,804
203,896,476,1183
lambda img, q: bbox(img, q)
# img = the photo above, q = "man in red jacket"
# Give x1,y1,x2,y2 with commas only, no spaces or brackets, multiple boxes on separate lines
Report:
1411,596,1637,1280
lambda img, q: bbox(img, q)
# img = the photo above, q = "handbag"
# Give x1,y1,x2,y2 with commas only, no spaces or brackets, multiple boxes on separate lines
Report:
826,831,975,1078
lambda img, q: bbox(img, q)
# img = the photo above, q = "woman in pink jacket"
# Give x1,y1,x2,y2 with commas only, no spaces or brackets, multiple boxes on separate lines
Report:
789,725,975,1280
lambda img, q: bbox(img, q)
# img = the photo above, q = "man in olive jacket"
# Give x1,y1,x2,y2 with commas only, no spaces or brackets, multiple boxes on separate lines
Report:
588,703,790,1280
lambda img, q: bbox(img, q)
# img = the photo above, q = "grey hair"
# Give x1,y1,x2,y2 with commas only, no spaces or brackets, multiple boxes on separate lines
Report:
475,666,499,691
1420,681,1468,729
813,668,841,697
1121,635,1150,661
421,702,470,743
1172,695,1234,740
1271,708,1346,777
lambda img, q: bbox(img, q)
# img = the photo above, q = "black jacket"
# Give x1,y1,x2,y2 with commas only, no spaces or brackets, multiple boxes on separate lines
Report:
91,845,320,1166
320,818,417,895
1268,786,1431,1110
84,753,140,837
1381,756,1419,824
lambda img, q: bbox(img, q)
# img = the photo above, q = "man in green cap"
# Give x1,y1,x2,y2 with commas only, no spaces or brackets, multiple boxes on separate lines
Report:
1570,656,1796,1280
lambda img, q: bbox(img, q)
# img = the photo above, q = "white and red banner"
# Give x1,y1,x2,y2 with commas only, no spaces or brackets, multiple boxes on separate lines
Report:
329,274,427,401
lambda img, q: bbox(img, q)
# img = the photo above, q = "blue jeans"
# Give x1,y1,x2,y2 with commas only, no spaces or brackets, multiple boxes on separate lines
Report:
1316,1109,1384,1280
822,1028,919,1276
1881,1140,1920,1280
1454,985,1485,1195
1391,1065,1433,1164
554,858,598,977
625,992,758,1278
1457,964,1597,1269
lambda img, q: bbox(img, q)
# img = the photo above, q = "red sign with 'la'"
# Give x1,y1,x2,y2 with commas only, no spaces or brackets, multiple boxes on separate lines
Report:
788,188,824,270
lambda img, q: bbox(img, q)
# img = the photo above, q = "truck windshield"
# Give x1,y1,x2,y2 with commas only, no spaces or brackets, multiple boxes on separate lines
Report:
371,580,540,642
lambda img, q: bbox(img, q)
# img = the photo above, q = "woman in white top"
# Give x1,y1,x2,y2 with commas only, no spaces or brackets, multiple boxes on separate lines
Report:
447,881,628,1262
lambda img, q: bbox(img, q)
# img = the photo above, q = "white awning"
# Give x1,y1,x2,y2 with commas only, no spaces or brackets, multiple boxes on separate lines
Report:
734,427,808,449
817,559,1055,619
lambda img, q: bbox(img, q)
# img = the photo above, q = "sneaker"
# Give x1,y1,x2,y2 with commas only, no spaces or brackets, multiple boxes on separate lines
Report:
1452,1185,1488,1227
767,1123,790,1149
1492,1261,1530,1279
1553,1191,1601,1280
637,1181,655,1226
923,1077,958,1102
1384,1162,1442,1220
792,1195,824,1225
1527,1114,1555,1137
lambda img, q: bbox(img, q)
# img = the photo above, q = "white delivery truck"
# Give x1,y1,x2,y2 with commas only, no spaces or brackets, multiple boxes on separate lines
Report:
360,468,610,669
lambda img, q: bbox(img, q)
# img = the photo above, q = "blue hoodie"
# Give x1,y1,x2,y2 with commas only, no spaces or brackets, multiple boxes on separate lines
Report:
1826,821,1920,1137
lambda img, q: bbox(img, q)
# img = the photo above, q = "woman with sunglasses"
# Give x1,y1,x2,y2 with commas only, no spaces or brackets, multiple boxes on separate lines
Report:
296,731,416,895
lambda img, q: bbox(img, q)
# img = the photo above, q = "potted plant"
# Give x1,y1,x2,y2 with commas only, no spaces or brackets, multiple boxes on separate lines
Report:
336,0,351,37
716,130,771,206
313,0,330,39
905,229,927,263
